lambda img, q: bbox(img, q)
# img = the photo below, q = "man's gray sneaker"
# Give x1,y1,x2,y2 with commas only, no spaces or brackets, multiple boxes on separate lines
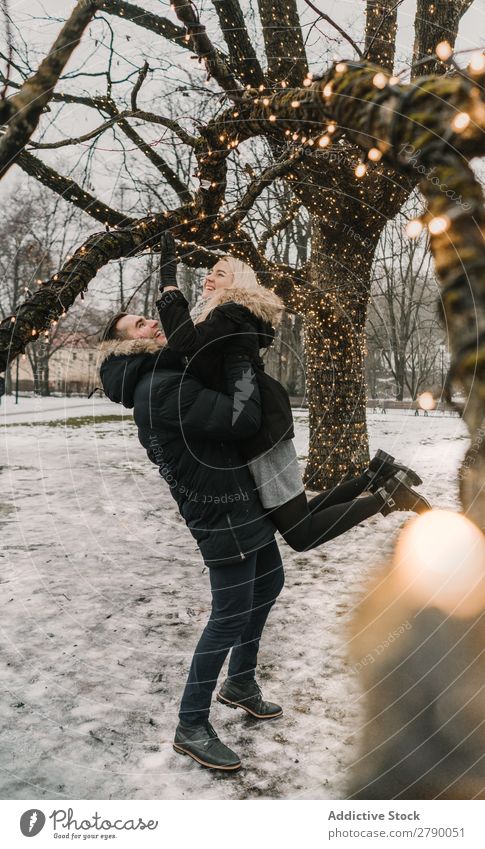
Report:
173,720,241,771
217,677,283,719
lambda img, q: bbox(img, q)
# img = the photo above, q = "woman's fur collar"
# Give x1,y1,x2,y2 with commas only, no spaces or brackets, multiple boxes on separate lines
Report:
195,285,284,327
97,337,162,366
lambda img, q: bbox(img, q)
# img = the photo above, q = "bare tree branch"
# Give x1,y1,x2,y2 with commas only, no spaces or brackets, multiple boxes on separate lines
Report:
364,0,400,71
0,0,14,100
130,60,149,110
412,0,475,77
226,151,303,228
211,0,266,88
257,198,302,251
101,98,193,203
29,108,198,150
0,0,101,179
16,150,131,228
257,0,308,85
170,0,244,98
99,0,187,48
303,0,364,59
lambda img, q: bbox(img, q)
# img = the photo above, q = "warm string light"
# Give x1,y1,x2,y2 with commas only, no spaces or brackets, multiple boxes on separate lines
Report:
436,40,452,62
469,51,485,73
368,147,382,162
428,215,450,235
406,218,424,239
452,112,471,132
372,72,388,90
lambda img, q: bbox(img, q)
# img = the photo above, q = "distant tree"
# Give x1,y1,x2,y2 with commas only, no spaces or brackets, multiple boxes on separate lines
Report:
0,183,85,393
367,208,446,400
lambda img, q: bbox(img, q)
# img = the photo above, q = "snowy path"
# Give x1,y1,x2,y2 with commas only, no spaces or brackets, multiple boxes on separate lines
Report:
0,408,468,799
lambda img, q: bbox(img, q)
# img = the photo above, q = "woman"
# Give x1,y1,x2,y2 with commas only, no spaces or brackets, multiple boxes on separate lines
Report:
156,234,431,550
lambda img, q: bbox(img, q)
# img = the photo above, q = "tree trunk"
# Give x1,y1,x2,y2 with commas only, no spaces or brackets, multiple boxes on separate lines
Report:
40,357,50,396
4,364,12,394
303,217,378,489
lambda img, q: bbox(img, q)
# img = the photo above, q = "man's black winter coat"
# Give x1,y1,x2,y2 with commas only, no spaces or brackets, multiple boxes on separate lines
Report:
99,337,275,565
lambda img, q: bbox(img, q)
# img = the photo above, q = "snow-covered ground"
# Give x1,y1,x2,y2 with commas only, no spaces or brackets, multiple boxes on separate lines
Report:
0,401,468,799
0,393,118,425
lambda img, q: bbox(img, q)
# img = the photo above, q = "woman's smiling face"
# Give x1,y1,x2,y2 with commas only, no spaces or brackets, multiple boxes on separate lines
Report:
202,259,234,298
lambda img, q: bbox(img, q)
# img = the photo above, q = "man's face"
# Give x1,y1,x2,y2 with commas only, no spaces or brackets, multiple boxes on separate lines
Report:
115,314,166,347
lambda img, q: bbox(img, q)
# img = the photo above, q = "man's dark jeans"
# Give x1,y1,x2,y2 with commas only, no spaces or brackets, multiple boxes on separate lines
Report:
179,538,284,725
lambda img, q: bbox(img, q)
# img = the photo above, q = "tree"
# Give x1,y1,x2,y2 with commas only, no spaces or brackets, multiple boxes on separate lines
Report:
367,206,446,400
0,182,86,393
0,1,483,516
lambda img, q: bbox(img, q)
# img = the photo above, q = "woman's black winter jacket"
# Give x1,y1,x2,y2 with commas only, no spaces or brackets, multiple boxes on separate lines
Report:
156,286,295,460
99,338,275,565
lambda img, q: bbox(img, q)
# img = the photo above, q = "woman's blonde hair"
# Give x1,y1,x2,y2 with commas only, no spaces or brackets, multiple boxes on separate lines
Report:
219,255,259,290
194,255,261,324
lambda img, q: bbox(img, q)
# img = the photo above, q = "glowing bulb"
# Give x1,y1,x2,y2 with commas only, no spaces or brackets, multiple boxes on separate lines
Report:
418,391,436,411
327,122,337,134
355,162,367,178
428,215,450,235
393,511,485,619
469,51,485,73
335,62,347,73
436,41,452,61
368,147,382,162
406,218,424,239
323,82,333,98
291,100,300,108
452,112,470,132
373,72,388,89
318,135,330,148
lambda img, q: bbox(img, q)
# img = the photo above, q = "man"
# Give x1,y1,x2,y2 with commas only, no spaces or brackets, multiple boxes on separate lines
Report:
99,309,283,772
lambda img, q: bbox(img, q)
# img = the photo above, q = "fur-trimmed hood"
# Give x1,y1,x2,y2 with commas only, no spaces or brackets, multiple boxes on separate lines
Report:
98,338,181,408
97,336,162,367
195,285,284,328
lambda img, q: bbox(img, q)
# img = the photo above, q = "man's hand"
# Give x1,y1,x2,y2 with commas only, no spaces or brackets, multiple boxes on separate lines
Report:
159,231,178,292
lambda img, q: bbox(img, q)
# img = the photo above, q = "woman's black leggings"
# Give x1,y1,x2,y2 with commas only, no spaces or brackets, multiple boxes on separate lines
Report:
268,473,381,552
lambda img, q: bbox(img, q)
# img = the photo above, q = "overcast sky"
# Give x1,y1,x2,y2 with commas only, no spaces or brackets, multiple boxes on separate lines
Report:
2,0,485,312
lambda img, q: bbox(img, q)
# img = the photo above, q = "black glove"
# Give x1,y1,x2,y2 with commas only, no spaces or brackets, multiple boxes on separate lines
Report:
224,322,260,362
159,231,178,291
